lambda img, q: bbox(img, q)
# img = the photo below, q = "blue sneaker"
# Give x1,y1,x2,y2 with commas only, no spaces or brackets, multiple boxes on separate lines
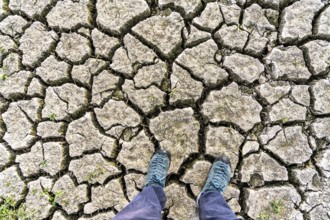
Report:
197,155,231,204
145,149,171,187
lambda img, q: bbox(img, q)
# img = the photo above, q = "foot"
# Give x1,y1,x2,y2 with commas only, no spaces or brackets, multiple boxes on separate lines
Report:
145,149,171,188
200,155,231,195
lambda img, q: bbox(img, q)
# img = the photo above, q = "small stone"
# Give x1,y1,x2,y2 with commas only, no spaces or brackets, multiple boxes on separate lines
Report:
84,178,128,213
19,22,58,68
165,183,198,220
9,0,54,19
92,70,120,105
159,0,202,18
15,141,43,177
242,141,259,156
193,2,223,30
265,126,312,165
92,29,120,58
0,165,26,203
280,0,324,43
72,58,108,87
124,173,145,201
256,81,291,104
123,80,166,114
223,53,264,83
134,61,167,88
25,177,55,219
69,153,120,184
132,12,185,57
269,98,307,122
302,40,330,75
309,136,318,151
170,64,204,104
311,118,330,141
77,27,90,37
52,174,88,214
181,160,212,196
27,78,45,97
206,126,244,174
311,79,330,114
2,101,36,150
42,142,67,176
36,55,70,84
244,185,303,220
42,83,88,120
183,25,211,46
79,212,116,220
66,112,117,157
37,121,65,138
241,152,288,185
0,15,28,37
265,46,311,81
292,167,320,191
46,0,91,30
315,149,330,178
215,24,249,51
290,85,310,106
118,131,154,173
0,143,12,168
176,40,228,85
317,6,330,36
220,4,241,25
150,108,200,173
1,53,21,75
95,100,140,136
0,70,32,99
202,82,262,131
56,33,91,63
96,0,150,34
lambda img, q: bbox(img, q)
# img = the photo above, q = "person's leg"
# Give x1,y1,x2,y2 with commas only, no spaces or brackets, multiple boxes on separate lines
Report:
197,155,240,220
198,191,240,220
114,149,171,220
113,185,166,220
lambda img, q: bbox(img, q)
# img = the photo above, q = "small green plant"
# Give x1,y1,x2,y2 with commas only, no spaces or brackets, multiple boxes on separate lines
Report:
271,200,284,215
86,166,106,182
0,197,36,220
39,160,48,169
257,212,270,220
0,46,5,55
49,113,57,121
280,117,289,123
43,190,63,206
0,74,7,81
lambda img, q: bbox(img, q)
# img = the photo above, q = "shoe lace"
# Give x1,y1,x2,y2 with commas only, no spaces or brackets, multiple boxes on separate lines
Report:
147,155,167,187
209,163,230,192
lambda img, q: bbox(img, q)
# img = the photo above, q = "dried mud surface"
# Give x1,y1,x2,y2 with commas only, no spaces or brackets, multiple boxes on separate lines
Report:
0,0,329,219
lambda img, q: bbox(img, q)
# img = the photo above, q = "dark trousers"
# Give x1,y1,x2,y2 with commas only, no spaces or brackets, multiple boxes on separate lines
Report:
113,185,240,220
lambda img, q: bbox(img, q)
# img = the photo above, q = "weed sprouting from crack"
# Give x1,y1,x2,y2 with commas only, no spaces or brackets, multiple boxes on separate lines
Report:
49,113,57,121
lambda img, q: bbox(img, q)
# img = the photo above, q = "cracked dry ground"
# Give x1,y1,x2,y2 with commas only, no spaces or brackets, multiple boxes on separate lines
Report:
0,0,329,219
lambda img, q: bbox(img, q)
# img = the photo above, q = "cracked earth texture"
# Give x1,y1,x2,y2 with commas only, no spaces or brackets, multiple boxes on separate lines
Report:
0,0,329,219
